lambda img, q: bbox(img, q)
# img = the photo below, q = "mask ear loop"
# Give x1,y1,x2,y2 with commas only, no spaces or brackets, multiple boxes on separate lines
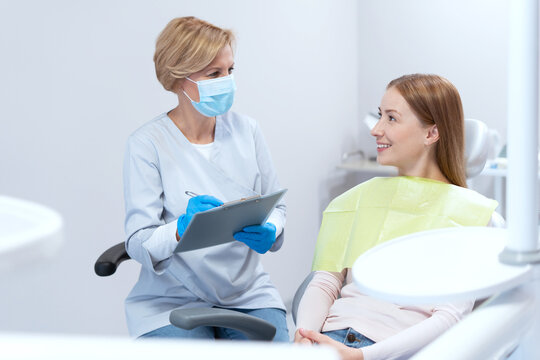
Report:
182,77,199,103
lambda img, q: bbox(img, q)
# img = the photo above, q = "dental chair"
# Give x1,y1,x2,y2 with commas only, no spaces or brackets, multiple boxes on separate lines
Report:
291,118,497,322
95,249,277,339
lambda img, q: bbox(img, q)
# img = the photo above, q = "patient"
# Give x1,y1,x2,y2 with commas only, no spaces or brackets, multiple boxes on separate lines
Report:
294,74,500,360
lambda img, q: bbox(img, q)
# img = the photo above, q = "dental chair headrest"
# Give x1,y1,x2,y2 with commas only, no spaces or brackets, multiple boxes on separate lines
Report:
464,118,489,178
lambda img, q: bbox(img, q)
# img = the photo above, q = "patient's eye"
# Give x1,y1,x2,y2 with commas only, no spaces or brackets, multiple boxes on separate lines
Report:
377,111,382,119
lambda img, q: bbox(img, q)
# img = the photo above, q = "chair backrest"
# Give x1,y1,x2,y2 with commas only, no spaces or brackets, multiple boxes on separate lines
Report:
291,272,315,324
464,118,489,178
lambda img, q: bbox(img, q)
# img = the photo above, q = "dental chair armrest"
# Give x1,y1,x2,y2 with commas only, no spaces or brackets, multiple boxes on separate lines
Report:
94,242,131,277
169,308,276,341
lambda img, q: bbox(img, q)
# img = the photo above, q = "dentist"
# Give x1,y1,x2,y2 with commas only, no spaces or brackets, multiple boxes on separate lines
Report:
123,16,288,340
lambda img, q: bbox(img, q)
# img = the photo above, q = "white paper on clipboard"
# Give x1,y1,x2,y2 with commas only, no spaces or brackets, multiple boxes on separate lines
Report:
174,189,287,253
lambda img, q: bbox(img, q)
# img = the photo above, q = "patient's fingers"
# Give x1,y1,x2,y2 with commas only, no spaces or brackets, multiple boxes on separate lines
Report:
294,329,313,345
298,328,334,345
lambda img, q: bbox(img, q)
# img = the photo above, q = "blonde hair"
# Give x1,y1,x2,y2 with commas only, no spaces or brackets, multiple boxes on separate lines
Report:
154,16,235,92
388,74,467,187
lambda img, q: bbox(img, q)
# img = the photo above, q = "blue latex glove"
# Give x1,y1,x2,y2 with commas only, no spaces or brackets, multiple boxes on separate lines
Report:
233,223,276,254
177,195,223,237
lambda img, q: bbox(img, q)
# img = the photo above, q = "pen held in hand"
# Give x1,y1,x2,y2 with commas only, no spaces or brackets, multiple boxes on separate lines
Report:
185,191,200,198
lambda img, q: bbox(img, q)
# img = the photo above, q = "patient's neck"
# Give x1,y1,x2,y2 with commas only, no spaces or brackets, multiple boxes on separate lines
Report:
398,161,450,184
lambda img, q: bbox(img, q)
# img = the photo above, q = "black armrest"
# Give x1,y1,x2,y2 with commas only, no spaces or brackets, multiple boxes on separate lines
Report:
169,308,276,341
94,242,131,277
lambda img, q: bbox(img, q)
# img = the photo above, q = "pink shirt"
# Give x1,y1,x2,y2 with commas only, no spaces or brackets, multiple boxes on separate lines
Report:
296,270,473,360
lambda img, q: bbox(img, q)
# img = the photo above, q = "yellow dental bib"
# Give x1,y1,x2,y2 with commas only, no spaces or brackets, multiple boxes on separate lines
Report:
312,176,498,272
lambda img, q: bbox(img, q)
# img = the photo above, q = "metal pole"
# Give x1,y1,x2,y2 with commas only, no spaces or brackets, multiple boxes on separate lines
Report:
499,0,539,263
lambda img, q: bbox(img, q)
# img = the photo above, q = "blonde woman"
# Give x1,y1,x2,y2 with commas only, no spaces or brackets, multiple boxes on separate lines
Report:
294,74,501,359
124,17,287,340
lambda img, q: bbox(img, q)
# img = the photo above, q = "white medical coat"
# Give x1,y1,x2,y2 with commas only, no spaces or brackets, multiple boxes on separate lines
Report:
123,111,286,337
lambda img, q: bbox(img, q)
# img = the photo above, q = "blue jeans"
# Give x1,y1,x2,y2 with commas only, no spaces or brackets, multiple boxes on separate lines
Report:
322,328,375,349
139,307,289,342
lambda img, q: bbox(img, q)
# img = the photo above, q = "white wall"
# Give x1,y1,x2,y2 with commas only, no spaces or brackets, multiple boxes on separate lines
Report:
0,0,522,337
356,0,509,154
0,0,360,335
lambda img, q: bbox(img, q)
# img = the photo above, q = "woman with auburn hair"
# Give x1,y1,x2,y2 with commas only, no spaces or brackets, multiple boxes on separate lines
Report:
123,16,288,340
294,74,502,359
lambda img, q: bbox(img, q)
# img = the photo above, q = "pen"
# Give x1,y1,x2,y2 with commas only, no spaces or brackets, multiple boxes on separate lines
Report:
185,191,200,198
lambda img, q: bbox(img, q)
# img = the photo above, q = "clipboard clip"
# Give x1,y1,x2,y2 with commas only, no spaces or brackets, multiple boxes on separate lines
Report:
222,194,261,207
185,190,261,207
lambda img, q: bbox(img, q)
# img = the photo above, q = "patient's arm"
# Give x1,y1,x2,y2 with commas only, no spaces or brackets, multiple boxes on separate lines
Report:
295,270,345,339
361,300,474,360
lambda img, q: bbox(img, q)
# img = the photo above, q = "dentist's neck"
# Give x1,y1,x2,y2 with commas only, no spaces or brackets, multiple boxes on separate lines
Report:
168,95,216,144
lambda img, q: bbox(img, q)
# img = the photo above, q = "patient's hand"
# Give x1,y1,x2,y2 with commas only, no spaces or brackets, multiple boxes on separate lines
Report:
298,328,364,360
294,329,313,345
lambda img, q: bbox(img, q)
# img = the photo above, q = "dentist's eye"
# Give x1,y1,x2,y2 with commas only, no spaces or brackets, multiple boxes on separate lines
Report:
228,67,235,74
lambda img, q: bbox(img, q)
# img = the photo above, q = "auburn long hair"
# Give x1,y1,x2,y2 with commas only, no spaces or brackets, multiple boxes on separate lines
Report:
388,74,467,187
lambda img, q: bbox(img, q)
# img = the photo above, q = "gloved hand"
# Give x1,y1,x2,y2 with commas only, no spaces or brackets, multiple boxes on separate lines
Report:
177,195,223,238
233,222,276,254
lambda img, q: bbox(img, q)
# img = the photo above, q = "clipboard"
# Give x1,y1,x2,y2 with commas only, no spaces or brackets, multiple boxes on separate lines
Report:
174,189,287,253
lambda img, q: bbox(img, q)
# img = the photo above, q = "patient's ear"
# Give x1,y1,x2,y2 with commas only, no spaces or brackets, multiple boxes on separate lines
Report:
425,125,440,146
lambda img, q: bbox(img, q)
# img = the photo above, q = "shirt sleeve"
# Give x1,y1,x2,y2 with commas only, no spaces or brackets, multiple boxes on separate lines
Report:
252,120,286,252
361,300,474,360
123,134,178,274
295,270,346,332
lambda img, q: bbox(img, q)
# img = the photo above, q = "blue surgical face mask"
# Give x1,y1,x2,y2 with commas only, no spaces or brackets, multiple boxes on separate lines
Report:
183,74,236,117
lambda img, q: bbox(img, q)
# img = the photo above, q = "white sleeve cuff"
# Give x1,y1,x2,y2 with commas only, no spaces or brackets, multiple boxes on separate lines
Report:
141,220,178,273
